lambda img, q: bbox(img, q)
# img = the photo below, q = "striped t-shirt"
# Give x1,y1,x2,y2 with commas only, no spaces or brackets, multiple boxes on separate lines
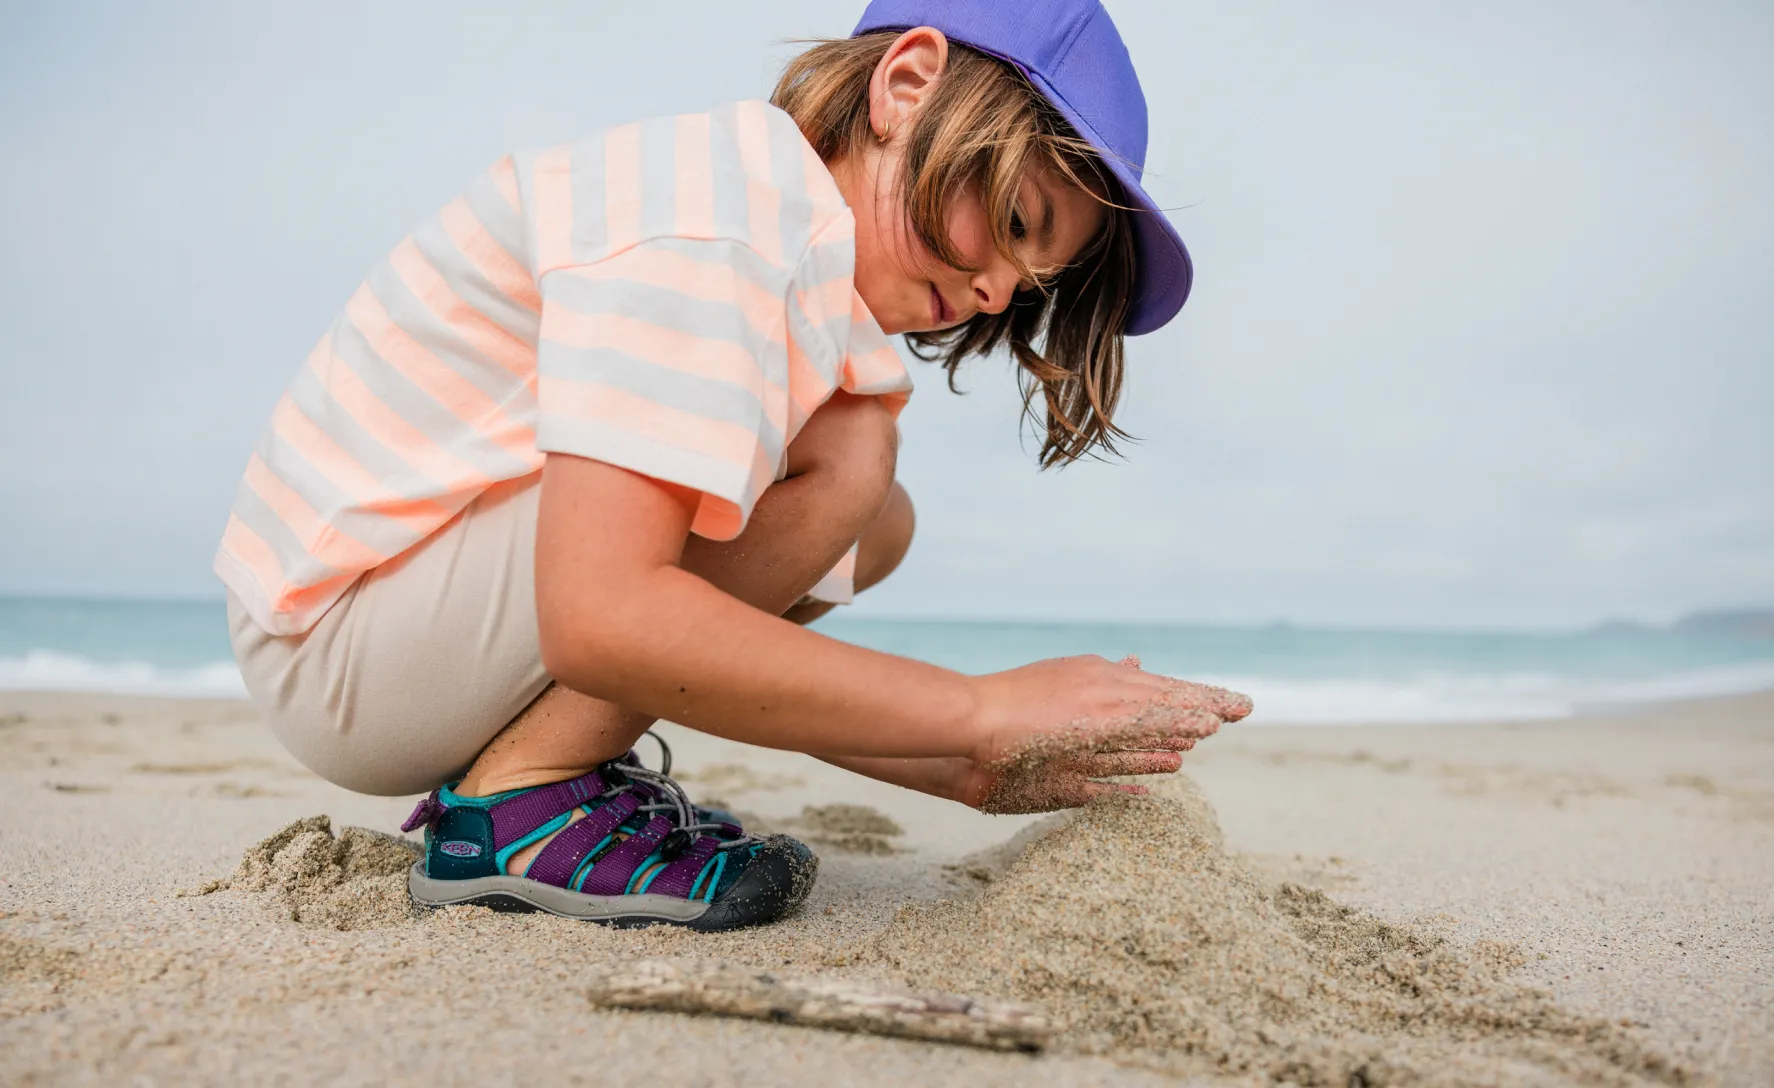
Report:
217,100,912,637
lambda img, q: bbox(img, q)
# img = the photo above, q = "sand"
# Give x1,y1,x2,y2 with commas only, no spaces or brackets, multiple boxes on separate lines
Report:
740,803,909,855
1,688,1770,1085
187,815,420,930
862,776,1688,1085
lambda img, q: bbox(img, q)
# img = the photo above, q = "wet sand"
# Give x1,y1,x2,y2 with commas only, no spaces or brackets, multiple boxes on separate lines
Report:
1,689,1769,1085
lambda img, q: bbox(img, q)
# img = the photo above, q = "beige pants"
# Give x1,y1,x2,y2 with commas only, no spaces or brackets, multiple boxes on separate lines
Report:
228,477,551,797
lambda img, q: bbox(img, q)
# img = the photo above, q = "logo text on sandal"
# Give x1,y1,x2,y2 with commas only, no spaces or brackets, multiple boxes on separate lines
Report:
439,840,482,858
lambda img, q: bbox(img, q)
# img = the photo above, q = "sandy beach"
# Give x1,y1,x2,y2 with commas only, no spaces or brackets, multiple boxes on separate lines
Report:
2,689,1769,1086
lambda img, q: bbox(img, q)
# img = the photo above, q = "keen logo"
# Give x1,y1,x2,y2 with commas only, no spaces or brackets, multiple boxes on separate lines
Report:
439,840,482,859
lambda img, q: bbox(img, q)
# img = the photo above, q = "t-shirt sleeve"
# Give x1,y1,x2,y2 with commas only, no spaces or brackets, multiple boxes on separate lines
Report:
783,216,914,434
782,215,914,607
534,236,791,541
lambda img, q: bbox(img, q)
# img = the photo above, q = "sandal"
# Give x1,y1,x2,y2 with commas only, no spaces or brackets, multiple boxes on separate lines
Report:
400,735,816,930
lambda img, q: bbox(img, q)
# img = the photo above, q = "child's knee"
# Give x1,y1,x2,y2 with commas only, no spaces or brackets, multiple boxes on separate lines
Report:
790,392,899,515
856,482,915,592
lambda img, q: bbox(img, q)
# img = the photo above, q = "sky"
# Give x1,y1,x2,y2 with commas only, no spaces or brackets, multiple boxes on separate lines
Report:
0,1,1769,630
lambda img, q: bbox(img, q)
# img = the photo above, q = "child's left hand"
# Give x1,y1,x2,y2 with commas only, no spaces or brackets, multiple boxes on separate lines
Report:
956,745,1190,814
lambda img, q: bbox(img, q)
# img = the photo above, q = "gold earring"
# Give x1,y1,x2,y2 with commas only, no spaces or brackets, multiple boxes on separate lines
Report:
880,120,893,141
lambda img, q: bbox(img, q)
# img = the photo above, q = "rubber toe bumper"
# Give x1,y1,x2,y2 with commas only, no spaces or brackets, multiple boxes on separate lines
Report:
689,834,819,932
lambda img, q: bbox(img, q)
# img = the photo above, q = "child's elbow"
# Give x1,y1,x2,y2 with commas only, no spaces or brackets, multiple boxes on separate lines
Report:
536,616,584,688
534,589,633,695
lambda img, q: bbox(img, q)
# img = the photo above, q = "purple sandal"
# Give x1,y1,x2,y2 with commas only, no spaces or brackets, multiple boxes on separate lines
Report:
401,738,816,930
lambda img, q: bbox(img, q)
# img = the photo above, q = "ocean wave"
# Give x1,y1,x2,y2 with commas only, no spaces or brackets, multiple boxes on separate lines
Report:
0,651,246,697
1,651,1770,723
1211,660,1774,724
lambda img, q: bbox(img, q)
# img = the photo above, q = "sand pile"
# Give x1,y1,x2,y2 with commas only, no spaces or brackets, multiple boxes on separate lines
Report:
188,792,1691,1082
857,777,1691,1087
195,815,419,930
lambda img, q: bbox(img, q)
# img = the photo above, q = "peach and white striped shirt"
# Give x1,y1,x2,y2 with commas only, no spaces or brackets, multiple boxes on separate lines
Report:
217,101,912,636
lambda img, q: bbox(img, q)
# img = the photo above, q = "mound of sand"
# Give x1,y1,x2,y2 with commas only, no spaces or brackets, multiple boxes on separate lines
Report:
857,777,1691,1087
196,786,1691,1082
195,816,419,931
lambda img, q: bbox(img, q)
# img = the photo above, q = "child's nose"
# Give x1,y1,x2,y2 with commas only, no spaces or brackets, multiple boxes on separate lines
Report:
970,261,1020,316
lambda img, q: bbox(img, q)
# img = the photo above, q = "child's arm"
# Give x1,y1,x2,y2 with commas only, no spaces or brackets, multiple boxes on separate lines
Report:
535,453,1247,770
817,748,1190,810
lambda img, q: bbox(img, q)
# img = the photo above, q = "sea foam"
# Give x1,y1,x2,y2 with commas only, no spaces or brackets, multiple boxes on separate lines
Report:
0,651,246,697
3,649,1771,723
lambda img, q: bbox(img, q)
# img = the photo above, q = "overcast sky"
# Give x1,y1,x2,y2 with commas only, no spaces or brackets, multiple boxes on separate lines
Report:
1,1,1769,629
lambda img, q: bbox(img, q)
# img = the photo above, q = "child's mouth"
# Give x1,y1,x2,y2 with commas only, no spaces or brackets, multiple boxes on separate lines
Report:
929,283,955,327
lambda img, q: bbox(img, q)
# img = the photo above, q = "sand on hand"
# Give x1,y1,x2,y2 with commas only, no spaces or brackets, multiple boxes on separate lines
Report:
194,815,419,930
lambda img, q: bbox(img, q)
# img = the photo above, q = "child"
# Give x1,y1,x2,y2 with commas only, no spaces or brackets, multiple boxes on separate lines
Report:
218,0,1252,931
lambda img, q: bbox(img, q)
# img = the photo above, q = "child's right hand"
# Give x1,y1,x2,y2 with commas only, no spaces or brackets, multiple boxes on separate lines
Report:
963,654,1251,813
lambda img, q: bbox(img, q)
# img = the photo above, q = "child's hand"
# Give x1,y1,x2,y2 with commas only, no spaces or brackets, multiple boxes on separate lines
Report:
963,655,1251,814
957,745,1192,813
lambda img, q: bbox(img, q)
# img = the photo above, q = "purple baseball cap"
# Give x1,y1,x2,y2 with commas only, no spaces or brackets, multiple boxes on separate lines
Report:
853,0,1191,335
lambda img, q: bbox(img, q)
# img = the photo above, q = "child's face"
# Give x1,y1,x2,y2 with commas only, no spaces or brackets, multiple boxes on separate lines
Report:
853,159,1108,336
833,26,1109,337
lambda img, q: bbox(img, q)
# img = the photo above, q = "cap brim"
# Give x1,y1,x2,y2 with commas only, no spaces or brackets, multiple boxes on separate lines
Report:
1024,70,1193,336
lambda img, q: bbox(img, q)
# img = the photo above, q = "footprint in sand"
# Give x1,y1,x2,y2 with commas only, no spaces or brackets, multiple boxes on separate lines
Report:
676,762,805,795
130,759,274,775
736,803,906,855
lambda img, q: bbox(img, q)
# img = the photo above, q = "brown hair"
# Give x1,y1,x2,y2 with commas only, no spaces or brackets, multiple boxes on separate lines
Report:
773,32,1138,467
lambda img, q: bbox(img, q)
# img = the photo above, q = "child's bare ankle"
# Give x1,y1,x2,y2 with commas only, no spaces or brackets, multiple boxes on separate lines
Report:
455,762,604,798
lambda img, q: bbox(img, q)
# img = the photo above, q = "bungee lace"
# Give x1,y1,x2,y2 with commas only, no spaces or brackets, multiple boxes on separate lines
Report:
600,731,760,858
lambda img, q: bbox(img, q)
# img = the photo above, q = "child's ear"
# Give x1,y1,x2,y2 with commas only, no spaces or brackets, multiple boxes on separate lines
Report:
869,27,950,138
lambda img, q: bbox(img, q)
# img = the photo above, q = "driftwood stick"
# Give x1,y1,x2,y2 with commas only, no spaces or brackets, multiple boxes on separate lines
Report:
585,959,1050,1052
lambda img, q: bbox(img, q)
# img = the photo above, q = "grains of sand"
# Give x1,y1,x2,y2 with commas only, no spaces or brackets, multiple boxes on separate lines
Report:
725,803,907,855
0,935,84,1017
854,775,1692,1086
977,662,1250,814
199,785,1691,1083
194,815,419,930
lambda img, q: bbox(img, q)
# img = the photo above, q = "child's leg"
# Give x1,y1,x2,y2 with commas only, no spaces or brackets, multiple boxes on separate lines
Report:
456,393,904,816
782,480,914,626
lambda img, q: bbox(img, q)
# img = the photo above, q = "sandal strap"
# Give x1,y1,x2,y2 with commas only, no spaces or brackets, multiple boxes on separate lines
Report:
489,770,608,851
578,814,672,896
520,792,640,887
401,790,446,833
642,835,722,898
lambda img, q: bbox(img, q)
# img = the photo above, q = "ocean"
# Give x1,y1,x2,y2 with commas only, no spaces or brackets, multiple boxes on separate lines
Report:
2,596,1771,724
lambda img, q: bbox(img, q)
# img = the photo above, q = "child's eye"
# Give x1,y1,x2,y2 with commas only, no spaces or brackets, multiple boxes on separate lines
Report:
1009,211,1027,241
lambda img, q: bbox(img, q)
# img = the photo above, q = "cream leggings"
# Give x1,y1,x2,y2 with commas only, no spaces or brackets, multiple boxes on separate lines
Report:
228,477,551,797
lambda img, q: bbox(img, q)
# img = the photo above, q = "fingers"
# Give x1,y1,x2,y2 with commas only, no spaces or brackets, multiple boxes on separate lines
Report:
1084,781,1149,802
975,748,1177,814
1158,680,1253,721
978,768,1099,814
1106,655,1252,722
1081,750,1183,778
1107,707,1225,749
999,775,1149,814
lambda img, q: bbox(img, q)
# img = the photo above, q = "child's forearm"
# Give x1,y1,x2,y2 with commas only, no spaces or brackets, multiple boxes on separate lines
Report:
537,451,989,761
816,755,975,803
536,454,1246,769
547,563,985,760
